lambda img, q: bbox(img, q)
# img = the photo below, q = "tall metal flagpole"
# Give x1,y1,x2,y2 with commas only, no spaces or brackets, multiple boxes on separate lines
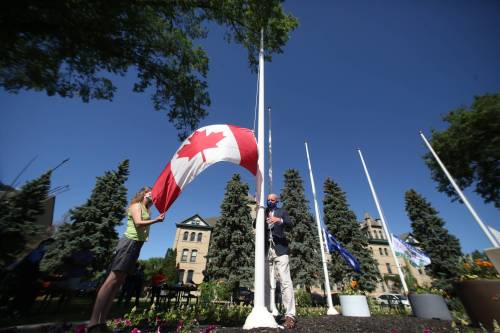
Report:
357,149,409,294
267,106,279,316
268,107,273,194
419,131,499,248
305,142,339,315
244,30,278,329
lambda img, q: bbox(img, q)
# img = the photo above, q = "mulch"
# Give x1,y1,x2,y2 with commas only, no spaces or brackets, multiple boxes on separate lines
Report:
216,315,480,333
0,315,482,333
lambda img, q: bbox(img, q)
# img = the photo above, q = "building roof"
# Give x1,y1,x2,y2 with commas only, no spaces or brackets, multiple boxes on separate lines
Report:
175,214,213,230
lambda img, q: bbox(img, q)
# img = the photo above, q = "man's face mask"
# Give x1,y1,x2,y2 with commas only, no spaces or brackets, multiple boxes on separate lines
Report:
267,200,277,209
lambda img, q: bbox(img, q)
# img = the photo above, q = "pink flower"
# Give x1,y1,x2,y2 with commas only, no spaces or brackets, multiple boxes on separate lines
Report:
175,320,184,333
131,328,141,333
389,330,397,333
422,329,432,333
124,319,132,327
202,325,216,333
74,325,86,333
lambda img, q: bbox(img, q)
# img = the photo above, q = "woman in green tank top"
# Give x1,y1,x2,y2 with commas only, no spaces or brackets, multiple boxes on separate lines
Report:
88,187,165,332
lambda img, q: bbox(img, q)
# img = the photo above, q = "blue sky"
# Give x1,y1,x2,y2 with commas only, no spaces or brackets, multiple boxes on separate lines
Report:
1,1,499,260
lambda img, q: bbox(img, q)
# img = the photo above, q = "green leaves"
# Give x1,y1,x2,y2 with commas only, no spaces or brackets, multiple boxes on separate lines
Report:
0,171,52,268
40,160,129,275
424,93,500,208
0,1,298,140
404,189,462,292
281,169,321,289
207,173,254,290
323,178,380,293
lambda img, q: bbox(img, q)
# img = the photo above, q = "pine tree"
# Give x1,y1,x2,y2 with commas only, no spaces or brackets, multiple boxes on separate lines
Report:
41,160,129,275
323,178,380,293
0,171,52,268
207,174,254,292
164,248,178,284
405,189,462,292
280,169,321,290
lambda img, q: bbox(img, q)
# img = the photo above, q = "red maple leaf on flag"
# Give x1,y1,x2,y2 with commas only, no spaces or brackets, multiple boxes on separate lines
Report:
176,129,225,162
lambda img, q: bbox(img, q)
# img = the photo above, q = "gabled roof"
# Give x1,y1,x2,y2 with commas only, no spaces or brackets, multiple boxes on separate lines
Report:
175,214,213,230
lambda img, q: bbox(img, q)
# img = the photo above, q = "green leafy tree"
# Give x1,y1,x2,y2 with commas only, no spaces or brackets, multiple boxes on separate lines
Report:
0,171,52,268
405,189,462,291
280,169,321,290
0,1,298,139
207,174,254,293
322,178,380,292
424,93,500,208
41,160,129,275
139,249,177,284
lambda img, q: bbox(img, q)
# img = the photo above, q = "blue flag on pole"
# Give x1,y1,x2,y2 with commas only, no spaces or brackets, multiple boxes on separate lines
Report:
323,227,361,272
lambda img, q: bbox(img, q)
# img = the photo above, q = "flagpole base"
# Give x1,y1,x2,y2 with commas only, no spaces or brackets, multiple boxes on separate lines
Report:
327,306,339,315
243,306,278,329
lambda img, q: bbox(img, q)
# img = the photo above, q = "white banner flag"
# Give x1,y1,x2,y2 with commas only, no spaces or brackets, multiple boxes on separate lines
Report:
392,234,431,268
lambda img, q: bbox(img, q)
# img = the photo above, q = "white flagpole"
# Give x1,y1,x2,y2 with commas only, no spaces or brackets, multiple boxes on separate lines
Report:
244,30,278,329
267,106,279,316
419,131,499,248
268,106,273,194
305,141,339,315
357,149,409,294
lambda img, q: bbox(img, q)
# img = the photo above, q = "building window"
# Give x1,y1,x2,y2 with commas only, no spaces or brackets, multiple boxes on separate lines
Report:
379,230,384,239
197,233,203,242
183,231,189,241
187,270,194,283
384,248,388,256
178,269,185,283
190,250,198,262
373,231,378,239
379,248,383,256
386,263,392,274
190,232,196,241
181,249,189,262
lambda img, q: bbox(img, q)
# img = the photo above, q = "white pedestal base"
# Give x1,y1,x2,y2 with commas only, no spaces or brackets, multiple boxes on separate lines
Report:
327,306,339,315
243,306,279,329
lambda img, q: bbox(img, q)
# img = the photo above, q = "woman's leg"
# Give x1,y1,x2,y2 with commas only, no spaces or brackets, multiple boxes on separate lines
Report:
89,271,127,326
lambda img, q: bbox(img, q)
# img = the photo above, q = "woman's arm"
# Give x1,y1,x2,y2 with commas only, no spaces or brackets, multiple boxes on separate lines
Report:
130,203,165,226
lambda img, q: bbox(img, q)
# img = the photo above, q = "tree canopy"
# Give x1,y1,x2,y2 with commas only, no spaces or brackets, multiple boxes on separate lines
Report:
41,160,129,275
405,189,462,292
207,173,254,290
0,1,298,139
322,178,379,293
280,169,321,290
424,93,500,208
0,171,52,269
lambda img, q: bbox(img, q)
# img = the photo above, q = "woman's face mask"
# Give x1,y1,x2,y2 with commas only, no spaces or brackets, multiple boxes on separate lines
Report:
145,192,153,205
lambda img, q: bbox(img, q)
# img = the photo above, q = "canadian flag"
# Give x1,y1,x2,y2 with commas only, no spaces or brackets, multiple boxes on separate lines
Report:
152,124,258,213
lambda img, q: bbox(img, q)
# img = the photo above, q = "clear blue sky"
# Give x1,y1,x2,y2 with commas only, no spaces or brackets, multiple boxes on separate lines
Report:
1,1,499,260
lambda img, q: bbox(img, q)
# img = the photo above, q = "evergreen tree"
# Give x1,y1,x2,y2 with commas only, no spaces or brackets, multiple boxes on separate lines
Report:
164,248,178,284
280,169,321,290
207,174,254,292
41,160,129,275
0,171,52,268
323,178,379,293
405,189,462,292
